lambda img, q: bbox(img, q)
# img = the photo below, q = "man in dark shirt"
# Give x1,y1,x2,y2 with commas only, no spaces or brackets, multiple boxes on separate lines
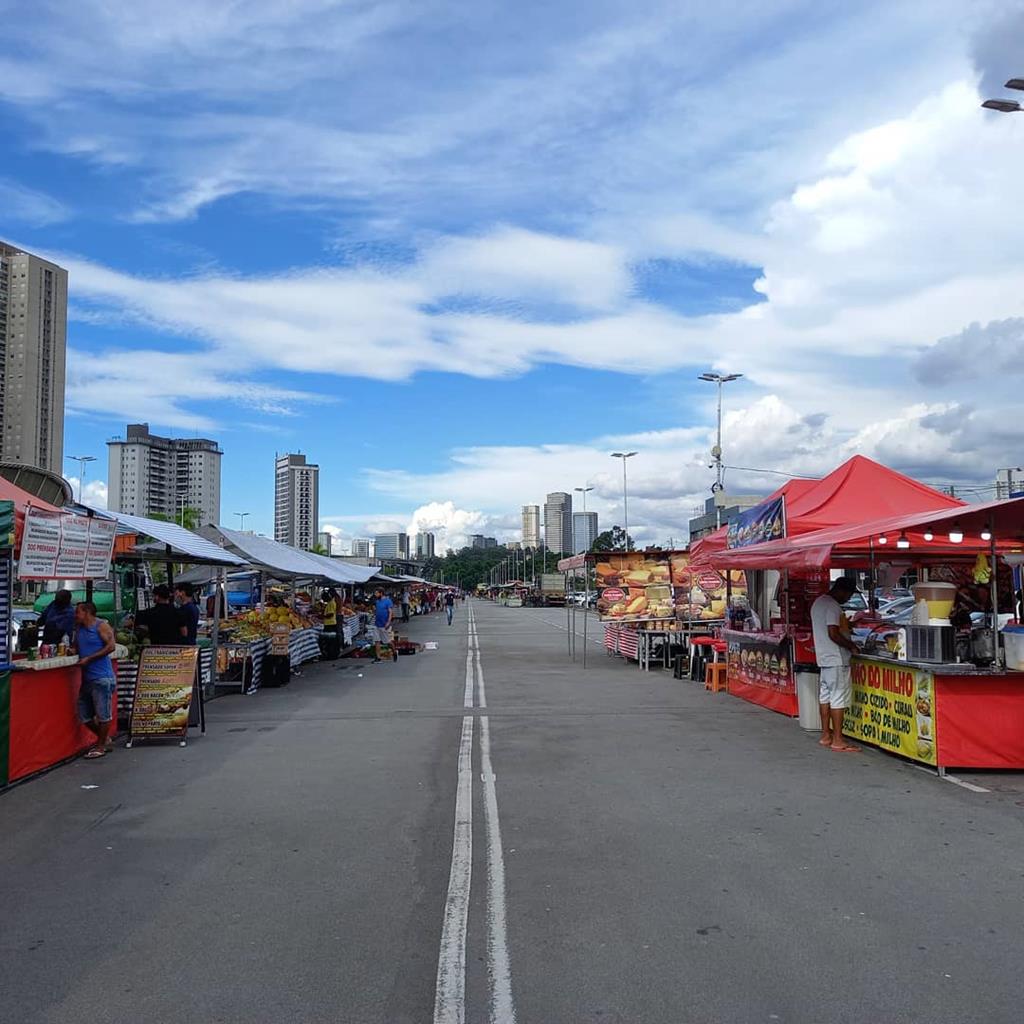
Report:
134,584,186,645
39,589,76,645
175,582,200,645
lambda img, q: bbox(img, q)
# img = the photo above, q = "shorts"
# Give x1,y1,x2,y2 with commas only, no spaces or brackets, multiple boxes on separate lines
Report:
819,665,852,710
372,626,393,644
78,676,116,723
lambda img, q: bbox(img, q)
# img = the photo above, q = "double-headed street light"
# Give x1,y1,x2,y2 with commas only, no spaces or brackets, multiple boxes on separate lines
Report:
66,455,96,503
982,77,1024,112
609,453,637,550
698,371,743,528
574,484,594,553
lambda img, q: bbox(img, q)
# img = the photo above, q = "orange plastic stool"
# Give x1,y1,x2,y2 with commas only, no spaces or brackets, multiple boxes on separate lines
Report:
705,662,728,692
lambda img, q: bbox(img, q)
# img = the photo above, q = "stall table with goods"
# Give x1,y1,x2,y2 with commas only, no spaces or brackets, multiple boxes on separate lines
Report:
0,493,122,787
709,456,1024,770
595,550,737,671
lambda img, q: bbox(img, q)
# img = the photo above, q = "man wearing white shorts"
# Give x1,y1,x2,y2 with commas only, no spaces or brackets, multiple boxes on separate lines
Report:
810,577,860,753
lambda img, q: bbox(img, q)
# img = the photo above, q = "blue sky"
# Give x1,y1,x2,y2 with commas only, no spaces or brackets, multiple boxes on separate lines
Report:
3,1,1024,549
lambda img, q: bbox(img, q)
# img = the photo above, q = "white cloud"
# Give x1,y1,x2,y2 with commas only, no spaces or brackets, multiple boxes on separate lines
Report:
66,477,108,508
0,180,69,225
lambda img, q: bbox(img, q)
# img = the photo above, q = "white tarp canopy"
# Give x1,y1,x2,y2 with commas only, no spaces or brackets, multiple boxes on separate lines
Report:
203,526,377,584
90,507,247,566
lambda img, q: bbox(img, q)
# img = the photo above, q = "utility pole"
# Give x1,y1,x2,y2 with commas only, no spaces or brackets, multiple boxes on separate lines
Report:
698,372,743,529
610,452,637,550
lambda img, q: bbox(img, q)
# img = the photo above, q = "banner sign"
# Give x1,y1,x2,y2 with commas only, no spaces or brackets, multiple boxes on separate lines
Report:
671,555,746,622
128,646,200,739
17,507,116,580
727,496,786,549
595,553,674,622
844,656,937,765
726,632,794,696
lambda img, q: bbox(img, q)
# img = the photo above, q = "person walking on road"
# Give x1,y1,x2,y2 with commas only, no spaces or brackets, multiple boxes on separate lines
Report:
72,601,117,759
401,587,411,623
372,589,394,663
811,577,861,753
445,589,455,626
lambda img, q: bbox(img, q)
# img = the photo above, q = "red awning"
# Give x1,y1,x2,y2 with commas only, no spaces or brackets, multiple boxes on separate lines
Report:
0,476,63,552
710,496,1024,570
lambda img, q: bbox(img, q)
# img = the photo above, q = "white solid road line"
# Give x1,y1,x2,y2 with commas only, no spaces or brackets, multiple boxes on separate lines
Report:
433,625,477,1024
473,609,517,1024
435,607,517,1024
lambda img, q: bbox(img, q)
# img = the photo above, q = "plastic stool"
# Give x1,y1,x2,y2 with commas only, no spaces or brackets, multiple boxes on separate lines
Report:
690,636,715,682
705,662,728,692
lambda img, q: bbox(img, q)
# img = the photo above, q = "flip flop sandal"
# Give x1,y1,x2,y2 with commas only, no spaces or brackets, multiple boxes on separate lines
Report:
84,748,107,759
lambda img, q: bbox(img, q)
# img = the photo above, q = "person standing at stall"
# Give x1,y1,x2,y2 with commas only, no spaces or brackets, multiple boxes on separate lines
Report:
38,589,75,645
811,577,860,753
134,584,187,645
372,588,394,663
175,582,201,646
73,601,117,759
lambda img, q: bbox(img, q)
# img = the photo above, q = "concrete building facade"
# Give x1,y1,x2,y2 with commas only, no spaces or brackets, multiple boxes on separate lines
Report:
375,533,409,559
521,504,540,548
0,242,67,473
544,491,573,554
572,511,599,553
108,423,222,526
275,453,319,550
415,532,436,558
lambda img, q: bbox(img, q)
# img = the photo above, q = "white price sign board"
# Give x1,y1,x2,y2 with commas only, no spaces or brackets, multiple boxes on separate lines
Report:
18,507,117,580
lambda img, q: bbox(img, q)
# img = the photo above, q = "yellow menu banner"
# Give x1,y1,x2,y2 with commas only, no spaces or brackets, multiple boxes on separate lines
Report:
844,656,937,765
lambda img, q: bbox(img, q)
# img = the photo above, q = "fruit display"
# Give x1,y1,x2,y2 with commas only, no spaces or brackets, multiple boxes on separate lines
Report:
230,606,316,641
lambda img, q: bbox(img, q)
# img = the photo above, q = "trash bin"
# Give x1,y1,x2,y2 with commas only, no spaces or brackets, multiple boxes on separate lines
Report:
795,670,821,731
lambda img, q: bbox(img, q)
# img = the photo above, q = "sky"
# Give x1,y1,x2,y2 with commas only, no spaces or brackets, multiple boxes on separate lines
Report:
3,0,1024,552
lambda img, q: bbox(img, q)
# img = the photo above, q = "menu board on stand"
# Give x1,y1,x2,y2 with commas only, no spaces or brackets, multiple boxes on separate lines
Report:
126,646,204,747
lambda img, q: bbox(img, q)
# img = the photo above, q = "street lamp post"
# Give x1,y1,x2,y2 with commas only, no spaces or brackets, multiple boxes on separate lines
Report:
698,371,743,528
574,485,594,553
66,455,96,503
234,511,250,531
982,77,1024,112
609,452,637,550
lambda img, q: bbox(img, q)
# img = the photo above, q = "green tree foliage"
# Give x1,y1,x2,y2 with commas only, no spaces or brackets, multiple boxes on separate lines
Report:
423,546,521,589
592,525,633,551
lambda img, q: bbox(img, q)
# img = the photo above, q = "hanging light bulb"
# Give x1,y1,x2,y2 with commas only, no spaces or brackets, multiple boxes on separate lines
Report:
877,534,888,545
981,525,993,542
923,529,934,541
896,533,910,549
948,523,964,544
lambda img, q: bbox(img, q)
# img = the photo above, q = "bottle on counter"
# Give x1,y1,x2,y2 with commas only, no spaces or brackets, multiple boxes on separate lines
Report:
58,633,70,657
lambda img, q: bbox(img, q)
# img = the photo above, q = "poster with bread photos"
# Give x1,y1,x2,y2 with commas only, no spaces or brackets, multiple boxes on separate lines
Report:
595,552,675,622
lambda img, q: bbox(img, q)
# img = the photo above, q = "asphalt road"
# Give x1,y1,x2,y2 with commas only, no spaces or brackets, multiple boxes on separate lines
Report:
3,600,1024,1024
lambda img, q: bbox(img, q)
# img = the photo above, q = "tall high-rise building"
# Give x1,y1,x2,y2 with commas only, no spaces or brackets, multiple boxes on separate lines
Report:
317,531,334,555
483,537,498,548
351,538,371,557
0,242,68,473
375,533,409,559
573,512,599,553
469,534,486,549
108,423,222,526
521,504,540,548
275,453,319,550
544,492,573,554
415,531,436,558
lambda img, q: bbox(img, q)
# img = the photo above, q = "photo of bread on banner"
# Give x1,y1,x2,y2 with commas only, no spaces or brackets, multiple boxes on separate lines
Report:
149,686,193,730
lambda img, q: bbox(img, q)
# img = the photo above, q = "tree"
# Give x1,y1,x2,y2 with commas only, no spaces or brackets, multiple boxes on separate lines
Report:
311,544,329,556
592,525,633,551
150,507,203,532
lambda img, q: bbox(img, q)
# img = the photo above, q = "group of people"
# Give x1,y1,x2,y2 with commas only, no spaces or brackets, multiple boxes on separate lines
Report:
35,582,205,765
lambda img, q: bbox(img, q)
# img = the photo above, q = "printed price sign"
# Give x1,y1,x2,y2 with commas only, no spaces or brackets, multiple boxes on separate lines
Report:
18,507,116,580
844,657,937,765
128,646,200,740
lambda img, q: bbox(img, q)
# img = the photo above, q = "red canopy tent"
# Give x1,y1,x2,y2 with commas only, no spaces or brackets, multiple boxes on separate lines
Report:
690,456,964,563
0,475,62,551
711,495,1024,570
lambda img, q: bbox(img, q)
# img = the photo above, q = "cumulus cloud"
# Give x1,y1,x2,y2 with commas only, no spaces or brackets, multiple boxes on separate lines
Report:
67,477,108,508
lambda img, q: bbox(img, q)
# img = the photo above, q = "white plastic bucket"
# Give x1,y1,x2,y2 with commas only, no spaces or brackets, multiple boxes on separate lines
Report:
1002,628,1024,671
796,671,821,731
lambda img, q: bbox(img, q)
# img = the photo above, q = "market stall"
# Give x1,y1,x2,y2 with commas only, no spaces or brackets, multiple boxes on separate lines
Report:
710,463,1024,770
0,486,123,786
